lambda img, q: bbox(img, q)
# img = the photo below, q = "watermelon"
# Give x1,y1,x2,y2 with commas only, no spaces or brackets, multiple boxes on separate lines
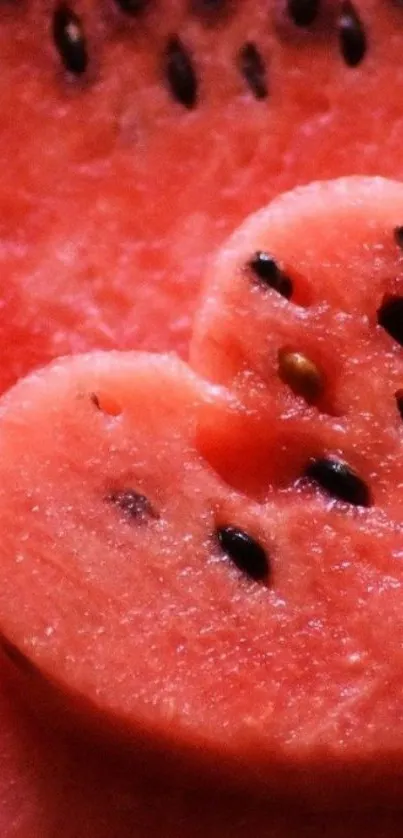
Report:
2,0,403,396
1,676,403,838
4,0,403,831
1,162,403,808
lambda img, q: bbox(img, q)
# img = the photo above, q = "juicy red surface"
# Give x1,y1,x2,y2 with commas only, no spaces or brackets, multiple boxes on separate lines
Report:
2,0,403,833
2,1,403,393
1,653,403,838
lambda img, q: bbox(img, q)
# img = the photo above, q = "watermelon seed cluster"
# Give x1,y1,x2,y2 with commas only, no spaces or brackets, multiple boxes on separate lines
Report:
49,0,370,101
394,226,403,248
216,526,270,583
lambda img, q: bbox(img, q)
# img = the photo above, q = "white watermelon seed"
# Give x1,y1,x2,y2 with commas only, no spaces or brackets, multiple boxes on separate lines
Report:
278,348,324,403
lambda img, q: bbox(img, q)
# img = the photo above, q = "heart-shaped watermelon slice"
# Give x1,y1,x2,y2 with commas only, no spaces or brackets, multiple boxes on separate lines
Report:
1,177,403,808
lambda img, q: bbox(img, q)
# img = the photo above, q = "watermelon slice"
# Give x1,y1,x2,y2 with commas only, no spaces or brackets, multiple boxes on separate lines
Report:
0,275,402,809
2,674,403,838
2,0,403,394
191,175,403,494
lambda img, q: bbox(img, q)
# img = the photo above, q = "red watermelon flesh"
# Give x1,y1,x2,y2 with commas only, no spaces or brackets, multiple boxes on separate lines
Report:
0,339,403,808
2,673,403,838
3,0,403,393
191,176,403,496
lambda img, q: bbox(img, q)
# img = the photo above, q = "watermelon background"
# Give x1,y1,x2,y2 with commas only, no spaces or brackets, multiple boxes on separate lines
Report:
2,0,403,833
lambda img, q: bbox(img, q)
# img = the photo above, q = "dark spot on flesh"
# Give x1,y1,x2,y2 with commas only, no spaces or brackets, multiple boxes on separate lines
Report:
113,0,149,15
395,389,403,419
338,1,367,67
191,0,229,20
238,43,268,100
165,36,198,109
278,348,324,403
217,526,270,582
249,251,293,299
52,4,88,76
287,0,320,27
1,636,38,678
106,490,158,521
377,295,403,347
304,457,371,507
394,226,403,248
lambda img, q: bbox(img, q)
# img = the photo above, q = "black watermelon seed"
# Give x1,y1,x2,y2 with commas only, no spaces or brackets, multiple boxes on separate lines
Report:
287,0,320,27
304,457,371,507
394,226,403,248
217,526,270,582
106,490,158,521
249,251,293,299
165,36,198,110
113,0,148,14
238,43,268,101
338,1,367,67
395,389,403,419
377,296,403,347
52,4,88,76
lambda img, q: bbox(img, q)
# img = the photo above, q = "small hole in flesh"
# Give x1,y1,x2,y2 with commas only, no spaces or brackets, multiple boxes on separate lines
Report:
287,0,320,27
237,43,268,100
249,251,293,299
106,489,158,521
90,392,122,416
338,1,367,67
52,4,88,76
377,295,403,347
216,526,270,582
278,348,324,404
164,36,198,109
304,457,371,507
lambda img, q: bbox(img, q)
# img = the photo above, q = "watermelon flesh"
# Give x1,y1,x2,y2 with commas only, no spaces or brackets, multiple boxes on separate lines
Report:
1,675,403,838
191,176,403,495
0,166,403,829
3,0,403,394
0,195,402,809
